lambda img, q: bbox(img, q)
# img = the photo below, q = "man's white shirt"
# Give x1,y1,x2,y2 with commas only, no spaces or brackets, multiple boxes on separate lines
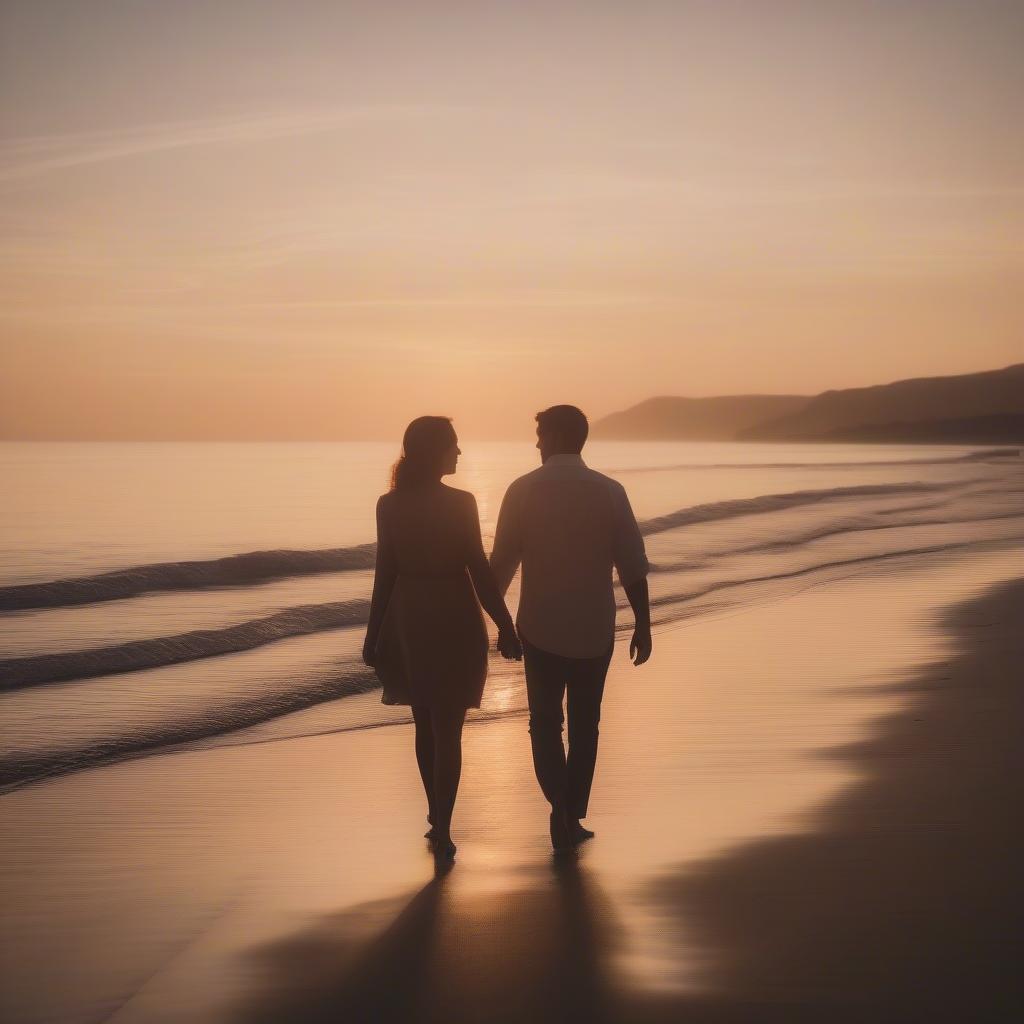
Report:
490,453,649,659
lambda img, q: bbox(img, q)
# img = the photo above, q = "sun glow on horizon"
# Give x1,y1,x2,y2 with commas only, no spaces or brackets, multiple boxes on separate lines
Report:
1,0,1022,439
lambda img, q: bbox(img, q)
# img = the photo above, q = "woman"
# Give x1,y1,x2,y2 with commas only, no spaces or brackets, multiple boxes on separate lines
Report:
362,416,521,861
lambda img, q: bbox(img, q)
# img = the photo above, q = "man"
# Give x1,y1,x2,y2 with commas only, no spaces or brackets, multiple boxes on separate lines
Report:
490,404,652,851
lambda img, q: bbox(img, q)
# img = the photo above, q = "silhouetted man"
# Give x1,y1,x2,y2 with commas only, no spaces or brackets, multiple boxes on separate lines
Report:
491,405,651,851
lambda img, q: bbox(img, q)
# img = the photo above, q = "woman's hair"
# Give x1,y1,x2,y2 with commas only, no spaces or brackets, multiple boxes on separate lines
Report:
390,416,456,490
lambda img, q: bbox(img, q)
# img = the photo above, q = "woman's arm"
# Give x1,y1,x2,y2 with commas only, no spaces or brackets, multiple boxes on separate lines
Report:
363,495,398,666
464,494,521,659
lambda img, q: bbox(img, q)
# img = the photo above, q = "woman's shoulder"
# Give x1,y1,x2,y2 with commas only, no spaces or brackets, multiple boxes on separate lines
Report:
440,484,478,509
378,486,475,510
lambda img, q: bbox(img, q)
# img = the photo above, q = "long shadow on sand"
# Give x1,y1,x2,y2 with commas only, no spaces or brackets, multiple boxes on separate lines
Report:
234,578,1024,1023
233,857,622,1024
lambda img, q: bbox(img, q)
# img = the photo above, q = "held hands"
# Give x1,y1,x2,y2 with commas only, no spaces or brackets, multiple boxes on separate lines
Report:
497,624,523,661
629,626,652,666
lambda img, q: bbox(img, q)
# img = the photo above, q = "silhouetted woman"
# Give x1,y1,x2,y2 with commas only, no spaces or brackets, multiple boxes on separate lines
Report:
362,416,521,860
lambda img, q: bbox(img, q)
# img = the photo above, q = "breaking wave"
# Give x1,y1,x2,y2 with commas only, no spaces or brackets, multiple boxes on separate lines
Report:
1,478,987,613
0,544,375,612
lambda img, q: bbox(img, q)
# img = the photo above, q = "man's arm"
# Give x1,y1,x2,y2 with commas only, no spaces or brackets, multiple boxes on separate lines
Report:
623,575,652,666
463,494,521,660
611,482,652,665
489,482,523,597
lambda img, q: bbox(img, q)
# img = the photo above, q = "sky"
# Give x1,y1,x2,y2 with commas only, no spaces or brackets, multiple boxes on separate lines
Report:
1,0,1022,440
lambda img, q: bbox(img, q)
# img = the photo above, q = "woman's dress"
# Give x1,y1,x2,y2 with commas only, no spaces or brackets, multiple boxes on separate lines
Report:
370,485,489,709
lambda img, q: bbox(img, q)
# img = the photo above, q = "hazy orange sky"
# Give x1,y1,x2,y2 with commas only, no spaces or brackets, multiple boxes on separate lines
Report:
1,0,1022,439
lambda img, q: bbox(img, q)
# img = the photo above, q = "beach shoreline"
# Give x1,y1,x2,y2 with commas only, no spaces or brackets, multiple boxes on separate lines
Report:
2,544,1023,1023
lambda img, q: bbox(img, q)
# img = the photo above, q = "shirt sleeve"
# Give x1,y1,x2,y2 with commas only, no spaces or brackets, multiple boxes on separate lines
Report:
489,480,523,596
610,482,649,587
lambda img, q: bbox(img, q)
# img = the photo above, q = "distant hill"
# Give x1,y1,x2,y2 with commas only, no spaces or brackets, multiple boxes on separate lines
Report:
810,414,1024,445
590,394,810,440
593,364,1024,444
739,363,1024,442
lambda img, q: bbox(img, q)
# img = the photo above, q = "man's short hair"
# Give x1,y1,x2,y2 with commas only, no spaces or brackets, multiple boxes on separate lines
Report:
535,405,589,452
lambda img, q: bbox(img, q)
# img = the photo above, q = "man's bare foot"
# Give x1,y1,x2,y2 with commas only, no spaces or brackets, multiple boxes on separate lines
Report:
572,820,595,844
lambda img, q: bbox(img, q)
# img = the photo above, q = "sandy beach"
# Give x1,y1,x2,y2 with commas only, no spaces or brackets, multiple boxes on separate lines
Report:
2,539,1022,1023
4,0,1023,1017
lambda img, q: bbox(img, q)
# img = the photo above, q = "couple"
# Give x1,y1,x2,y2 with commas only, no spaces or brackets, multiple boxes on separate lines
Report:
362,405,651,861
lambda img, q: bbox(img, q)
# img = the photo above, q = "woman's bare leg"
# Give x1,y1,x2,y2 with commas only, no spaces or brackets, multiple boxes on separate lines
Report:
411,705,436,834
430,705,466,856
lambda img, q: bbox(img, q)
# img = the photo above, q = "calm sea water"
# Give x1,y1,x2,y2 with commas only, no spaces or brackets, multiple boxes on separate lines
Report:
2,440,1022,790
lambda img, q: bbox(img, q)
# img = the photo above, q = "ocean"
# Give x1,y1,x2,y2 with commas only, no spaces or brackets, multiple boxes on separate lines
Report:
2,440,1022,792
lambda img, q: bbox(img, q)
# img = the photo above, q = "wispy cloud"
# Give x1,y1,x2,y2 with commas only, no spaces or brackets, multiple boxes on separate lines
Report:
0,105,464,185
0,290,661,325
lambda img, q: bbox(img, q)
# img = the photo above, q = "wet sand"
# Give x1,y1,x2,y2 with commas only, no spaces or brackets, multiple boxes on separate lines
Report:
2,543,1022,1023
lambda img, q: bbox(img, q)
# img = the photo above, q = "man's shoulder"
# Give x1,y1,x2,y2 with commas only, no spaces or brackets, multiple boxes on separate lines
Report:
504,466,546,495
585,466,622,487
579,466,629,499
508,463,625,487
506,464,630,510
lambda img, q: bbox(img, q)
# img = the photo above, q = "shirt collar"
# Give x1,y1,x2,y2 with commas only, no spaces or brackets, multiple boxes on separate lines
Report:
543,454,586,468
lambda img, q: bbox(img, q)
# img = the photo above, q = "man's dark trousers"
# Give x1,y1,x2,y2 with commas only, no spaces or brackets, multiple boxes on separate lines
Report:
522,637,614,820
